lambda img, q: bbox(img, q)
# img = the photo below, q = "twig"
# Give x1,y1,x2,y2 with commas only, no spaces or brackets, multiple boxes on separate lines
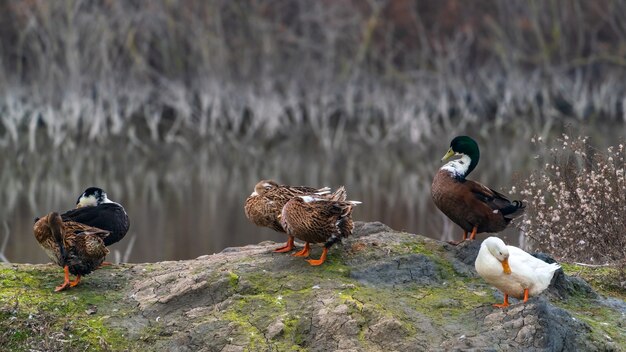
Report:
0,221,10,263
122,235,136,263
572,262,614,268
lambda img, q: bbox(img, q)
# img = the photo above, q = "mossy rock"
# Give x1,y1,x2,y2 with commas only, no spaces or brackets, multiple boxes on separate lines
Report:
1,222,624,351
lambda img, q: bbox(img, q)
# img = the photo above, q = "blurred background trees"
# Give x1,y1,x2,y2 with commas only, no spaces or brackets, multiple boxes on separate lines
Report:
0,0,624,143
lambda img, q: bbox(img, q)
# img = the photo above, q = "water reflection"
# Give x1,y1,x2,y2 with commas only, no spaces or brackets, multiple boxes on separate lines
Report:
2,122,624,263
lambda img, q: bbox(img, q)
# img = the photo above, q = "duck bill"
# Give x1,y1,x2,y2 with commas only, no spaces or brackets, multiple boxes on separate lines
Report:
441,148,455,162
501,258,512,275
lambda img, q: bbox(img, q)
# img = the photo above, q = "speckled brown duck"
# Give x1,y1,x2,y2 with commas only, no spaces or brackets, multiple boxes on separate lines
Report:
280,195,360,266
33,212,110,292
431,136,525,244
244,180,346,253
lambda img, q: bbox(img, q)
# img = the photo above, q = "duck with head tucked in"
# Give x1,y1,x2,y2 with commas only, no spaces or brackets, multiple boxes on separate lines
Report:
475,236,561,308
431,136,525,244
34,212,110,292
61,187,130,247
244,180,346,253
280,195,360,266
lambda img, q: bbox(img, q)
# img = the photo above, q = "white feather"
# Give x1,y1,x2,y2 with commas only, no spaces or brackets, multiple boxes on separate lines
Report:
314,186,331,195
440,154,471,178
300,195,322,203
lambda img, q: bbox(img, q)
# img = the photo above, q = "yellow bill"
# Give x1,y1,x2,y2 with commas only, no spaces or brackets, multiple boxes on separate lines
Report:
441,148,455,162
501,258,512,274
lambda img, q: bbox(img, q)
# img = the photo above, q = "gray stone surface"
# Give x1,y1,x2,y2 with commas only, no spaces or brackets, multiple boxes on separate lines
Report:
3,222,623,351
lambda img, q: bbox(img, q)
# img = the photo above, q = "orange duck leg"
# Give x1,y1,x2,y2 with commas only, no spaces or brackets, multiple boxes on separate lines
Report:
54,266,72,292
449,226,478,245
468,226,478,240
274,236,295,253
69,275,82,287
493,293,510,308
292,243,311,257
306,247,328,266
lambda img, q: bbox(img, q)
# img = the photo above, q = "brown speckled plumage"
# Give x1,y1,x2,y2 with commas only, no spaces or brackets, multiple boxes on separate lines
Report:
244,180,346,233
280,196,359,265
33,212,109,291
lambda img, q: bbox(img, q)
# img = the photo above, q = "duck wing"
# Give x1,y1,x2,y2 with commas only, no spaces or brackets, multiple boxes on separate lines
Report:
61,204,129,245
464,179,524,216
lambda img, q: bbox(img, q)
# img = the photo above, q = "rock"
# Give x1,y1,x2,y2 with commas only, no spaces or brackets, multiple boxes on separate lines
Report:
532,252,598,300
350,254,441,286
450,239,482,277
443,297,596,351
266,318,285,339
352,221,392,237
0,222,623,351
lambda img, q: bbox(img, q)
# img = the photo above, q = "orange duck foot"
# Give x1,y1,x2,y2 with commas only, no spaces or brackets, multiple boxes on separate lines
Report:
448,227,478,245
306,247,328,266
98,262,113,268
292,243,311,257
274,236,296,253
69,275,82,287
55,281,71,292
54,266,71,292
493,293,510,308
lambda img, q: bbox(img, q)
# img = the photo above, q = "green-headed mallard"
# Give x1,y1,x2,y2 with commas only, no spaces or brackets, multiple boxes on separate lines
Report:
431,136,525,244
33,212,109,292
475,236,561,308
280,195,360,266
61,187,129,247
244,180,346,253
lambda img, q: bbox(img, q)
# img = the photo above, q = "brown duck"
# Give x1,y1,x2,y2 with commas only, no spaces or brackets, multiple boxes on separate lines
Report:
280,195,360,266
244,180,346,252
33,212,109,291
431,136,525,244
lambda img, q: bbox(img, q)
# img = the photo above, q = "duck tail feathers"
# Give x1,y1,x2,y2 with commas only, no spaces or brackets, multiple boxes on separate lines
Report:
314,187,331,196
501,200,525,218
329,186,347,201
47,212,67,260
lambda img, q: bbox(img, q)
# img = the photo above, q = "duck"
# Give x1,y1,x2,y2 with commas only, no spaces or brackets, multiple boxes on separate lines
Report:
431,136,525,244
61,187,130,247
280,195,360,266
475,236,561,308
244,180,346,253
33,212,110,292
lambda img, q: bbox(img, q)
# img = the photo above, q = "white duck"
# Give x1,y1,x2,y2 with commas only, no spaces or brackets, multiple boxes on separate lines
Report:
475,236,561,308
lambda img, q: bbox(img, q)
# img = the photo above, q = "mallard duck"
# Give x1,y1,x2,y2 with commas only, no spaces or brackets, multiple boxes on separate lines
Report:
280,195,360,266
431,136,525,244
61,187,130,247
33,212,109,292
244,180,346,253
475,236,561,308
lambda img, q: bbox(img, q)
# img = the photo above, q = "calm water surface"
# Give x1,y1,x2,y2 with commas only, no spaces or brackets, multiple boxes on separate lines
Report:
2,123,624,263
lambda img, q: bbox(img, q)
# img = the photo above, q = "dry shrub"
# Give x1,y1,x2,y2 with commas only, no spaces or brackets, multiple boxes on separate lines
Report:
515,135,626,265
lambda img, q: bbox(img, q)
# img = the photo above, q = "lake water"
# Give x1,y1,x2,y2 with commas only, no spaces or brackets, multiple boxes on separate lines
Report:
2,121,624,264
